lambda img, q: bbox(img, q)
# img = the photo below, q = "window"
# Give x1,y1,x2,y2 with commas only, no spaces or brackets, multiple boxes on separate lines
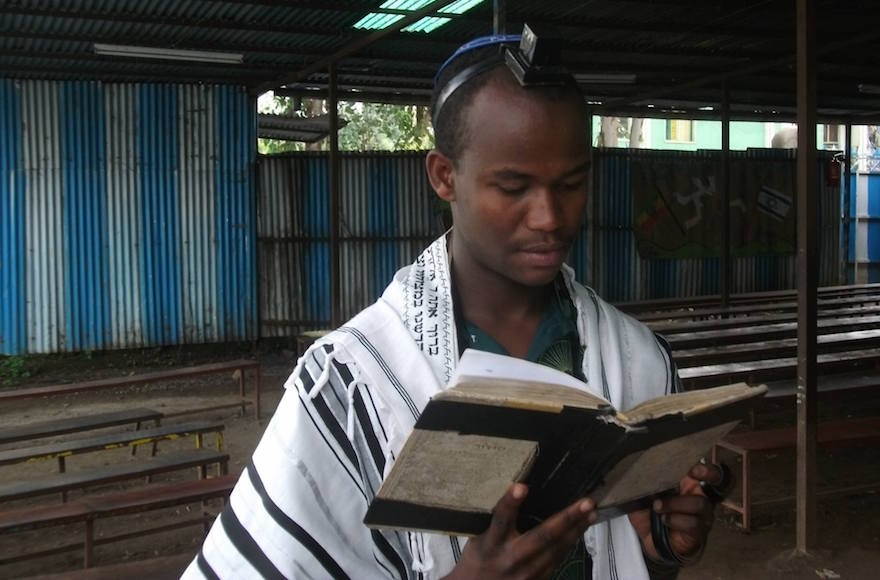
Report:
823,124,840,148
665,120,694,142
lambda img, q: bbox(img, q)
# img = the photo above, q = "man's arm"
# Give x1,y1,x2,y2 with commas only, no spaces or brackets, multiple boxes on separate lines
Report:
182,346,413,579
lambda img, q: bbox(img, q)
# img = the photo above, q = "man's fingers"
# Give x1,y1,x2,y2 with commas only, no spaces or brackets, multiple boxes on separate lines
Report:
515,498,597,579
690,461,724,486
520,497,596,553
484,483,528,546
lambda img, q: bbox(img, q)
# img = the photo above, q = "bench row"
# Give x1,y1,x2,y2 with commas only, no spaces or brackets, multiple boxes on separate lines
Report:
0,359,262,418
712,416,880,530
0,475,236,569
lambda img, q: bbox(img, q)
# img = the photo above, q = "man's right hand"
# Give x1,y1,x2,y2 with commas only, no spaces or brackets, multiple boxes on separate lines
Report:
443,483,598,580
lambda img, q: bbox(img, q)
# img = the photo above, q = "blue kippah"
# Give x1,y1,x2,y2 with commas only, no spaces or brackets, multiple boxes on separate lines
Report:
433,34,522,86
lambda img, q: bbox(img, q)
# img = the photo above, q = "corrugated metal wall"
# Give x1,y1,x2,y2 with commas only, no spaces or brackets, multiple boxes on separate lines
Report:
258,152,437,335
258,148,844,335
848,170,880,283
258,153,439,337
0,79,256,355
588,148,841,302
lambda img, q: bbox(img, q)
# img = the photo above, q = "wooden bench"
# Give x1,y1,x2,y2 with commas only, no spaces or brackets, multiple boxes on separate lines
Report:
664,313,880,350
615,282,880,315
0,421,224,475
0,448,229,503
21,552,195,579
0,359,262,419
672,328,880,368
0,476,236,569
634,292,880,323
711,416,880,530
648,303,880,335
679,347,880,390
0,409,163,447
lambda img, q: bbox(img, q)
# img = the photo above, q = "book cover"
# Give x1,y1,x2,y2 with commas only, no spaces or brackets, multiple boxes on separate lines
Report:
364,349,767,536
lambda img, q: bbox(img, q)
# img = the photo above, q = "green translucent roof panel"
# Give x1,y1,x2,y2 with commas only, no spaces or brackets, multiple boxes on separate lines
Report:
353,0,485,32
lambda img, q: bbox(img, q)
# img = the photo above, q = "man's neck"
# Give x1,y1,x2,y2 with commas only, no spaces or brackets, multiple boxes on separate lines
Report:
450,253,555,358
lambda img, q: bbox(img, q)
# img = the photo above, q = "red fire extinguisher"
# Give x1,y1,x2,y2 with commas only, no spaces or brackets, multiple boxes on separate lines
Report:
827,156,842,186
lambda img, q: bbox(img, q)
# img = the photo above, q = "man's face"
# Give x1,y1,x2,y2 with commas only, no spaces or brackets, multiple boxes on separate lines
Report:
446,76,590,289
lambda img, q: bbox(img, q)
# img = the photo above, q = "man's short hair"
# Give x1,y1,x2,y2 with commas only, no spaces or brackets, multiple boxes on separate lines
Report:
430,43,509,164
429,40,585,165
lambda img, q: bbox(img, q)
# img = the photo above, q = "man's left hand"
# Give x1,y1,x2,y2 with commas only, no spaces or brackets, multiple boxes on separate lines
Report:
628,461,724,564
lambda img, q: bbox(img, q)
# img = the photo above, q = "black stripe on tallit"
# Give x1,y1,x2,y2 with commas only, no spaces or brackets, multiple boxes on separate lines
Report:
352,389,385,475
450,536,462,563
219,505,285,579
371,529,409,580
607,525,618,580
195,550,220,580
247,460,351,579
312,385,360,469
653,332,681,394
297,392,367,499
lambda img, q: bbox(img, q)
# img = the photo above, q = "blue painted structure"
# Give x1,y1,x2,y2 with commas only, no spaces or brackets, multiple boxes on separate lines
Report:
257,148,844,333
0,79,256,355
257,152,435,335
1,80,852,353
848,170,880,283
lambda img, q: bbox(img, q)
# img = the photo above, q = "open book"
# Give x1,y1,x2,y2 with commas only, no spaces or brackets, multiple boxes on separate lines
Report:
364,349,767,536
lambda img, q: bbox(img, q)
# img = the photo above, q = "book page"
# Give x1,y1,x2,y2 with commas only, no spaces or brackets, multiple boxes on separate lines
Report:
452,349,590,391
439,376,611,412
376,429,538,512
621,383,766,424
439,349,610,412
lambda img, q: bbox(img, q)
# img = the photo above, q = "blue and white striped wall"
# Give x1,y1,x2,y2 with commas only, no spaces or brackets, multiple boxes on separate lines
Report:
257,148,845,335
848,171,880,283
0,79,256,355
258,152,436,335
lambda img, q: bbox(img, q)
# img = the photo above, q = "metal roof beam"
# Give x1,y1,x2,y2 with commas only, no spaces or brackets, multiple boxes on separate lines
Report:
257,0,460,95
598,29,880,110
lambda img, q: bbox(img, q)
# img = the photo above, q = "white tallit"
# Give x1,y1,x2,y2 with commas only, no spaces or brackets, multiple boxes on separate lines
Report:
317,234,677,579
183,234,679,580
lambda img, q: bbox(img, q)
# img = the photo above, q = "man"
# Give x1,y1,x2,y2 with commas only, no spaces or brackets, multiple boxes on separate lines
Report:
183,30,724,580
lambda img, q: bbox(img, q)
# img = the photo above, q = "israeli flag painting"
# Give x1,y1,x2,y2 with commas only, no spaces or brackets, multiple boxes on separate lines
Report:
757,186,792,221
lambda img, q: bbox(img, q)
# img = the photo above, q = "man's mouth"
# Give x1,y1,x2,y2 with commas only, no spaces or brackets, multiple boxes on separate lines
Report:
519,243,568,267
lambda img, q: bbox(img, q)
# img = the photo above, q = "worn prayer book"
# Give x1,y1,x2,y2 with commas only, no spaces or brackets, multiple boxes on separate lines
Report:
364,349,767,536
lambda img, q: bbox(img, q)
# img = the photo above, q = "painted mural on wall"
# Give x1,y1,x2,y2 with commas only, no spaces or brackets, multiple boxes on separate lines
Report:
632,157,796,259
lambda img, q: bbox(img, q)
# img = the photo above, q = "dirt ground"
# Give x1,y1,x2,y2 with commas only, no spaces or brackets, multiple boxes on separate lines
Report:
0,344,878,579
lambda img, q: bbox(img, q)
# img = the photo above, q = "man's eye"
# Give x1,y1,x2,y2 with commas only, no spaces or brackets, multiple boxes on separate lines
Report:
497,184,527,195
561,178,587,190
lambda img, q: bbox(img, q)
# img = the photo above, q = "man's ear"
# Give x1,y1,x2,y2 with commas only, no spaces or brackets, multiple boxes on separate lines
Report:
426,149,456,203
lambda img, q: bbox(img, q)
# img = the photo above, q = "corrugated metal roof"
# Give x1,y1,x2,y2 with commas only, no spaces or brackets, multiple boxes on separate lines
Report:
3,1,880,121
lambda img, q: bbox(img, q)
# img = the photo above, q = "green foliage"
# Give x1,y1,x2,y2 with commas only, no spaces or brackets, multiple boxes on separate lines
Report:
338,102,433,152
0,356,31,387
257,94,433,153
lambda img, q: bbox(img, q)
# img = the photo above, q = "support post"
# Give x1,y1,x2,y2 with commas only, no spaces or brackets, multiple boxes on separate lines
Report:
795,0,818,554
329,63,342,329
843,123,852,284
720,81,731,309
587,110,597,288
493,0,506,34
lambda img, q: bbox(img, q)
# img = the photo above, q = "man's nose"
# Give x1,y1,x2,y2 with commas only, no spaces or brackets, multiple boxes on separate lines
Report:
526,188,563,232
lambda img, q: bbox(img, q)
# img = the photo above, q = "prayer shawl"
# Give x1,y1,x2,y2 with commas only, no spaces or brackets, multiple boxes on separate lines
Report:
183,235,681,580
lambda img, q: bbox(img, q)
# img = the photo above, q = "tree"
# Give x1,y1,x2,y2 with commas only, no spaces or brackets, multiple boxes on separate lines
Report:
596,116,644,148
257,94,434,153
257,94,306,155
